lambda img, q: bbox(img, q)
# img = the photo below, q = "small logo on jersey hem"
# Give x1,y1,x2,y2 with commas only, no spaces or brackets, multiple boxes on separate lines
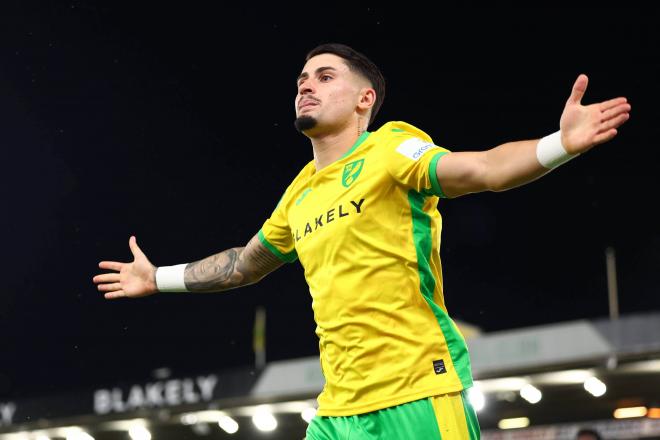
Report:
342,159,364,188
433,359,447,375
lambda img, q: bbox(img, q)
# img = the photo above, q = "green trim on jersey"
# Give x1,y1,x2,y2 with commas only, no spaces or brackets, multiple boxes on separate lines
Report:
429,151,449,198
408,190,473,389
258,229,298,263
339,131,371,160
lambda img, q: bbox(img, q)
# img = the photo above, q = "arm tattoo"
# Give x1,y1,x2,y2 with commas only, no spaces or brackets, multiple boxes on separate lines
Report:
184,234,284,293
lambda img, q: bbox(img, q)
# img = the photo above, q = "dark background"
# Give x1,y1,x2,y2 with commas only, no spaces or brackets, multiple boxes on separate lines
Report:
1,4,658,400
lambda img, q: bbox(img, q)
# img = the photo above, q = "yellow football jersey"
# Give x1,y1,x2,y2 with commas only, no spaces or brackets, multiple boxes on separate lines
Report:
259,121,473,416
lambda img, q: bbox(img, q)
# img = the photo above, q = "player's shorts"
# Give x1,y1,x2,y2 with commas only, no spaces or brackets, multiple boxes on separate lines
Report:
305,389,480,439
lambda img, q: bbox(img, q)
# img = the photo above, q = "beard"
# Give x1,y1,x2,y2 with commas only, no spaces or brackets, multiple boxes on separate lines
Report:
294,115,318,133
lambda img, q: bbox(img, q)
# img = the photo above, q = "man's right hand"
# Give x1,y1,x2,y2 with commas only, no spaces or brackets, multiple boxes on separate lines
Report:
93,236,158,299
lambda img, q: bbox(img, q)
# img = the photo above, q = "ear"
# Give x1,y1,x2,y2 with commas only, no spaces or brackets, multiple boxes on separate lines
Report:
357,87,376,113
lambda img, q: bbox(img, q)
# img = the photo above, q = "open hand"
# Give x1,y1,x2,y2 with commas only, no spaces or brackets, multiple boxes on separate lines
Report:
93,236,158,299
560,74,631,154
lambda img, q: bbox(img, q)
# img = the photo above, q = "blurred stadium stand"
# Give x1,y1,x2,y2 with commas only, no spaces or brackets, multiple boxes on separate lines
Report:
1,312,659,439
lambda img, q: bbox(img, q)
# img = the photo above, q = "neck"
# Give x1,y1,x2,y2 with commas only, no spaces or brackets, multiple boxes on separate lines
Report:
308,120,366,171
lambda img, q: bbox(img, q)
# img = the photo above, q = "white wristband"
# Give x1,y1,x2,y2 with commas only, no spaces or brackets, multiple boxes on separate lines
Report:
536,131,578,169
155,264,189,292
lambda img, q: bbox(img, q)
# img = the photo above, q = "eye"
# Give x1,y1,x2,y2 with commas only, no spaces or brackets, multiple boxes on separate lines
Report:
320,74,333,82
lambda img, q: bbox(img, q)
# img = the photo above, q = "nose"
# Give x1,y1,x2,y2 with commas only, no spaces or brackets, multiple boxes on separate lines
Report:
298,78,314,96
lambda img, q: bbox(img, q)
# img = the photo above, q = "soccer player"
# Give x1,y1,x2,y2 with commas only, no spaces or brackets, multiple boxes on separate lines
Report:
93,43,630,439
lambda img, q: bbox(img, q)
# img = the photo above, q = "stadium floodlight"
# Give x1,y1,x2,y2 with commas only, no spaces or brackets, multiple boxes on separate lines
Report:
520,384,542,404
218,415,239,434
467,387,486,412
583,377,607,397
301,407,317,423
252,406,278,432
614,406,648,419
498,417,530,429
128,426,151,440
35,435,51,440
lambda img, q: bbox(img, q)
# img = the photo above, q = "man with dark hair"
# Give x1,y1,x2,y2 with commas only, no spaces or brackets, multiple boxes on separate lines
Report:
94,43,630,439
302,43,386,126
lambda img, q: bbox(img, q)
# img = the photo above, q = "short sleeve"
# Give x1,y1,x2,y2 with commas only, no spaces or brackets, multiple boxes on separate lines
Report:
385,136,451,197
258,195,298,263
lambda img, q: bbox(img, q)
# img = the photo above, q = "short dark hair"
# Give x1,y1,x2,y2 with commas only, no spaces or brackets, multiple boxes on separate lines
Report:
577,428,602,440
305,43,386,126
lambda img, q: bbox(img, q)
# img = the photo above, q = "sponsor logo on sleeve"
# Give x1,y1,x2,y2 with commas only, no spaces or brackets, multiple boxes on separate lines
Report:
396,138,438,161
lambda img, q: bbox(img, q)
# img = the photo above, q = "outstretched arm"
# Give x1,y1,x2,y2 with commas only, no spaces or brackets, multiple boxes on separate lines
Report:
183,233,284,292
93,233,284,299
436,74,631,198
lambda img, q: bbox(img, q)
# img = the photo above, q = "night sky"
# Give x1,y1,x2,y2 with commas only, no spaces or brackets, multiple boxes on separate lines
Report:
1,4,658,400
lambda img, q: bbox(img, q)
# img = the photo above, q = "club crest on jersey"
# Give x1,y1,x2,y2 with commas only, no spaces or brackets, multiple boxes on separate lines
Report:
342,159,364,188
